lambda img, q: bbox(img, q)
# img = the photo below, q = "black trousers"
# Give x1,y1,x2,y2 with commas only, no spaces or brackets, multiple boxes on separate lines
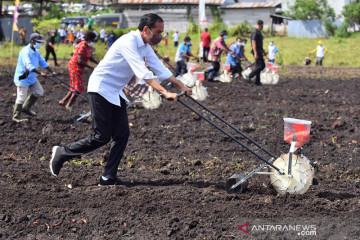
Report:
175,60,187,77
203,47,210,62
60,93,130,179
248,58,265,84
45,47,58,65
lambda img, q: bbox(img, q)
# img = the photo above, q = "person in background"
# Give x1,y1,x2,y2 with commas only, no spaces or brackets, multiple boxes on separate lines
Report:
174,36,196,77
247,20,265,86
68,28,74,45
200,28,211,62
93,29,99,42
100,28,106,42
267,41,278,63
59,27,67,43
19,26,27,45
163,32,168,46
12,33,56,122
226,37,244,82
87,17,94,30
207,30,234,81
59,31,99,109
105,30,117,50
45,31,60,67
49,13,192,186
76,28,85,42
172,31,179,47
309,40,328,66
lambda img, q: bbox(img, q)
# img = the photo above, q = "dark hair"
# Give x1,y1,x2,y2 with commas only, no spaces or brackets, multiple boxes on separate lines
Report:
257,20,264,25
242,38,247,42
84,31,96,41
204,28,208,32
236,37,242,41
184,36,191,42
138,13,164,31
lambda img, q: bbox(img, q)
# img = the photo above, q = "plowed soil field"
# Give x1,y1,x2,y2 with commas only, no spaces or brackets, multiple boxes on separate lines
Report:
0,65,359,239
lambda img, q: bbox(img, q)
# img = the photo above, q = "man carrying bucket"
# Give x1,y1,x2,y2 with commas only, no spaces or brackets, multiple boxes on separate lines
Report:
49,13,192,186
309,40,328,66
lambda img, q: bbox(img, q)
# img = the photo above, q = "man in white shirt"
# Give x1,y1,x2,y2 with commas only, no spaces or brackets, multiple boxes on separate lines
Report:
309,40,328,66
172,31,179,47
50,13,192,186
100,28,106,42
267,41,278,63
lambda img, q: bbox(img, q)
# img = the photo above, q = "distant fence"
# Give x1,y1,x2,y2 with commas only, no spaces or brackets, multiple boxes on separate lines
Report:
0,16,33,43
288,20,327,38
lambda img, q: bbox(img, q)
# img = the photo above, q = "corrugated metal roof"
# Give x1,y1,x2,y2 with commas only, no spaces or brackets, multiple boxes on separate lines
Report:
116,0,225,5
221,1,281,9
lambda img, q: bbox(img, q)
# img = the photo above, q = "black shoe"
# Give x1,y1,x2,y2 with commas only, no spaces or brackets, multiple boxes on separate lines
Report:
50,146,66,176
55,64,60,67
255,81,262,86
246,76,252,84
98,177,134,187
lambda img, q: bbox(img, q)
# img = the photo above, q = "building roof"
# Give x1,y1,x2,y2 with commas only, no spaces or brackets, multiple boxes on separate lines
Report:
221,1,281,9
114,0,225,5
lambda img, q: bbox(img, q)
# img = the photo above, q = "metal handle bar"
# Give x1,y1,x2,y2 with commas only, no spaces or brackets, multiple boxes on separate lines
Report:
177,93,282,173
180,92,277,159
47,75,89,103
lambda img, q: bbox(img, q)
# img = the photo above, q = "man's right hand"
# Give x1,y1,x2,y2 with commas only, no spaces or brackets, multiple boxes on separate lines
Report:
254,53,258,60
41,72,47,78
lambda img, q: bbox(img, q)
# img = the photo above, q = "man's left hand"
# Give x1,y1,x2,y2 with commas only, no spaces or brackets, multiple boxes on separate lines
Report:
180,86,192,96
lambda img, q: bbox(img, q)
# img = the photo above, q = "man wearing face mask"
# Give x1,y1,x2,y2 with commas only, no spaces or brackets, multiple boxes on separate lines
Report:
226,37,245,82
207,30,234,81
12,33,56,122
59,31,99,109
175,36,197,77
50,13,192,186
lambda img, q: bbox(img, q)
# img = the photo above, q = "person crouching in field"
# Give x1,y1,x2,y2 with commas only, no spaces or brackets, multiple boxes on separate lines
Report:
50,13,192,186
59,31,99,109
12,33,56,122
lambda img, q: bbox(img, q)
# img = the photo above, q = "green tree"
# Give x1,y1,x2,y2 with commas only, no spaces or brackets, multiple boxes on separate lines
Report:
286,0,334,20
342,0,360,29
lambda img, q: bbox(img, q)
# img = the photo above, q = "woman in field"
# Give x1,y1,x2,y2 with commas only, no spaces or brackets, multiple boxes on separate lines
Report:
59,31,98,109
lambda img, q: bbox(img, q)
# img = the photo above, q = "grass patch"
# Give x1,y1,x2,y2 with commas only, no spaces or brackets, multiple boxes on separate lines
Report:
1,32,359,67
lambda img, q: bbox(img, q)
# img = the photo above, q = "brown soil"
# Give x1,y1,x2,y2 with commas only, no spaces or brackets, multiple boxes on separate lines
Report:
0,65,359,239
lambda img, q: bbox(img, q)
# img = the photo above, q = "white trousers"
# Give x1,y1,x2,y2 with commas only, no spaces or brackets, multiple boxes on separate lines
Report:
15,81,44,104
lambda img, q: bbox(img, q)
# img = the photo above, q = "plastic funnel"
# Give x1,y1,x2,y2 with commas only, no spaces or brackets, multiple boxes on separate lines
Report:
283,118,312,148
187,63,198,73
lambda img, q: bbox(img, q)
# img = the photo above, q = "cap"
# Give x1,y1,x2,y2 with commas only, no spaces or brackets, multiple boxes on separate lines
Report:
220,30,228,36
29,33,45,43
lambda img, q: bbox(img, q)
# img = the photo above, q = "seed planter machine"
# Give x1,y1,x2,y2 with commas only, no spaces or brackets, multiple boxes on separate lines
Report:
177,92,314,195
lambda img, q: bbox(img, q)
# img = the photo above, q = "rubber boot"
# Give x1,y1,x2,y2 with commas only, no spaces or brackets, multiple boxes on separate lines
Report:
12,104,28,122
22,94,38,116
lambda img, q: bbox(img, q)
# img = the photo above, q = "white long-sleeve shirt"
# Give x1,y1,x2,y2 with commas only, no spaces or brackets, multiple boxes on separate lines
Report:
88,30,173,106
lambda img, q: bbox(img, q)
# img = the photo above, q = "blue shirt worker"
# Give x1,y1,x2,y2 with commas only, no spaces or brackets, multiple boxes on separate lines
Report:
49,13,192,186
105,31,117,50
226,37,245,82
268,41,278,63
13,33,56,122
174,36,196,77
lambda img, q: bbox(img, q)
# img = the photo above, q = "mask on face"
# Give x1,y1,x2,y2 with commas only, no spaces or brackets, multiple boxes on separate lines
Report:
146,28,162,45
236,42,241,46
242,43,247,47
223,35,227,40
34,42,42,49
270,42,274,46
87,42,95,47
